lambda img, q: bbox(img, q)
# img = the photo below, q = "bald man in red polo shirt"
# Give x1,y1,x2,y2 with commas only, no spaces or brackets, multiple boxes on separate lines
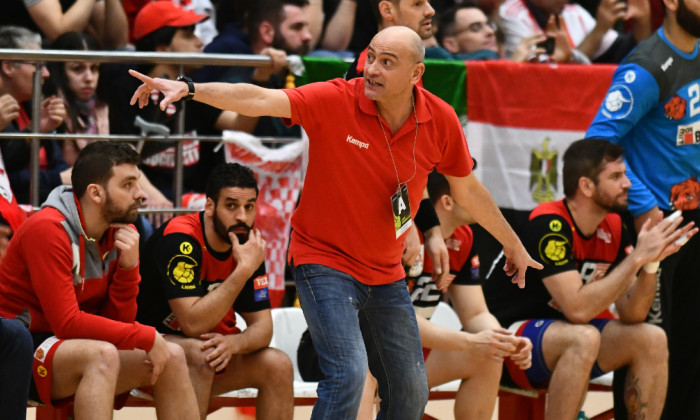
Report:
129,26,541,420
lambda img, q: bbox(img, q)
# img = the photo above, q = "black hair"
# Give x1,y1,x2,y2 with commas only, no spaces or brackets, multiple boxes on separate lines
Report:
134,26,179,52
427,170,451,203
563,138,625,198
436,1,480,44
205,163,259,203
72,142,141,199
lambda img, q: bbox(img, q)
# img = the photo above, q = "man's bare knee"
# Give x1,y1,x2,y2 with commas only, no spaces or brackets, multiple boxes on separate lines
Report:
170,338,215,380
261,348,293,378
547,323,601,368
568,324,601,354
84,341,120,378
636,324,668,362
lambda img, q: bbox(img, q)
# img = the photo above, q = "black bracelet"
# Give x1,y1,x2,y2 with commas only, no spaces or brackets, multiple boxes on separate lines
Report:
414,198,440,233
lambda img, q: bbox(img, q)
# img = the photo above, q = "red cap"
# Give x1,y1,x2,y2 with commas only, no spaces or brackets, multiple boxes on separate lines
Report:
133,1,208,41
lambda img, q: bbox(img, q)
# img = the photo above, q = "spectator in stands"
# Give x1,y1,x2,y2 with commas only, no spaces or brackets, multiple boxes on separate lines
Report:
304,0,381,56
45,31,173,229
483,138,695,419
196,0,311,138
435,1,556,61
137,162,293,420
499,0,652,63
129,25,541,419
0,142,200,420
0,52,29,259
0,317,32,420
199,0,311,83
1,0,128,49
0,26,70,205
123,0,219,46
101,2,255,202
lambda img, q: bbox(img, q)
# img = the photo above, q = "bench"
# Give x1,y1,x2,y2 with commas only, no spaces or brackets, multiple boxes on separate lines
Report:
33,304,614,420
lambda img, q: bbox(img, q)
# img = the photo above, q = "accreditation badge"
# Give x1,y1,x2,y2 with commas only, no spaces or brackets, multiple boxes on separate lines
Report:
391,184,412,238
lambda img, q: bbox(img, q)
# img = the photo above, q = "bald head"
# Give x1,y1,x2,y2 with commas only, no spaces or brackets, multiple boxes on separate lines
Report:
372,26,425,64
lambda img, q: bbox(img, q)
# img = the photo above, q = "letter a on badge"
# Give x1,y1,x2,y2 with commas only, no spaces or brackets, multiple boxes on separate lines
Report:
398,197,406,213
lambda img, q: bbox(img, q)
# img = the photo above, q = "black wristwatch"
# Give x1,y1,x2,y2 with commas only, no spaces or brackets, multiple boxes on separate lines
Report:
176,75,195,100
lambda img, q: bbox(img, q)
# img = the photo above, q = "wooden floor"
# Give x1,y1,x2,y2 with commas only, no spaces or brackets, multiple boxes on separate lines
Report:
26,391,614,420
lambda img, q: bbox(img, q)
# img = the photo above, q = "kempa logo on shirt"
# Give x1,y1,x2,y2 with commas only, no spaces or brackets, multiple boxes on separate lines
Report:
346,135,369,150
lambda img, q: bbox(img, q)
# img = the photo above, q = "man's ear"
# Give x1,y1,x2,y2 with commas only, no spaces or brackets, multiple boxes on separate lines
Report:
379,0,395,22
662,0,678,13
259,21,275,46
579,177,595,198
442,36,459,54
438,194,452,211
204,196,216,217
411,62,425,84
86,184,103,204
1,61,15,78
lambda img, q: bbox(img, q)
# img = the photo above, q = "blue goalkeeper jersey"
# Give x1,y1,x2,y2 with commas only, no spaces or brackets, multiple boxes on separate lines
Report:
587,28,700,216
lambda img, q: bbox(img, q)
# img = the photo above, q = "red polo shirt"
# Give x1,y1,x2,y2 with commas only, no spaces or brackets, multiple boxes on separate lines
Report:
283,77,473,285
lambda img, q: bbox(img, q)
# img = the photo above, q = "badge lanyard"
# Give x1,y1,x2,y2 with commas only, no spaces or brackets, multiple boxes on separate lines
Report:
377,97,418,238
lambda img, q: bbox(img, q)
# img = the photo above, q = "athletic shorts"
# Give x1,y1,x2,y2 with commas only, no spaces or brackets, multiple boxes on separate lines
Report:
503,318,611,389
29,333,67,406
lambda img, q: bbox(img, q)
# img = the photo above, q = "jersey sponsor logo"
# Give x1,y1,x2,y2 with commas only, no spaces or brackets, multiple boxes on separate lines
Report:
602,86,633,119
179,241,194,255
471,254,480,280
253,274,269,302
549,219,562,232
538,233,570,266
670,176,700,211
530,138,558,203
254,274,269,289
346,134,369,150
167,255,199,289
675,120,700,146
34,336,60,363
624,70,636,84
596,227,612,244
580,261,612,284
37,365,47,378
162,312,182,331
664,95,686,120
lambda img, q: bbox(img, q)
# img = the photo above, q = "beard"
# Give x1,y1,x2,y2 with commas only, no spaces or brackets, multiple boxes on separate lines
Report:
677,0,700,38
103,191,141,224
593,189,628,214
212,207,252,245
272,31,310,56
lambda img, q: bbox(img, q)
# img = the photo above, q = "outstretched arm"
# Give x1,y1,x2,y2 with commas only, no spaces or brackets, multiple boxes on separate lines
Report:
129,70,291,118
446,173,542,288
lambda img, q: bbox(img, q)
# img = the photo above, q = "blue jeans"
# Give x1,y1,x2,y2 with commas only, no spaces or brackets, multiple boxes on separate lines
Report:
293,264,428,420
0,317,32,419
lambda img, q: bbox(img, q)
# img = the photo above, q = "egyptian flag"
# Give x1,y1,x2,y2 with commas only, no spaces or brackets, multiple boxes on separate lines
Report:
466,61,616,212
